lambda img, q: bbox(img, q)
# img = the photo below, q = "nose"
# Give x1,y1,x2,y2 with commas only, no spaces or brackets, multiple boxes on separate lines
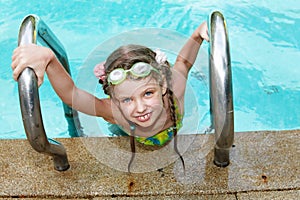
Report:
135,98,146,113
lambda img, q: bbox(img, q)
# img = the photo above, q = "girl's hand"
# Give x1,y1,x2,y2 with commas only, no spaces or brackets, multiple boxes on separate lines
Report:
11,44,54,87
195,21,209,42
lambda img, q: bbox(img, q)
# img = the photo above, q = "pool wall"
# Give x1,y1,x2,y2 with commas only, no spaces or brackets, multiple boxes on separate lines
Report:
0,130,299,199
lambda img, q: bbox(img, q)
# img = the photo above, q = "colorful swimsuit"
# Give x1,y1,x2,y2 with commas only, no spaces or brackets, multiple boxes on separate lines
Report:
135,104,183,146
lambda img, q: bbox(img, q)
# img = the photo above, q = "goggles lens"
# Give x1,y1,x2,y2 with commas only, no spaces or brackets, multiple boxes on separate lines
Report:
108,62,159,85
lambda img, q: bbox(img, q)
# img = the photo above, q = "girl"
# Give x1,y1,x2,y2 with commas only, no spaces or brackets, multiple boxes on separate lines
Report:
12,22,209,171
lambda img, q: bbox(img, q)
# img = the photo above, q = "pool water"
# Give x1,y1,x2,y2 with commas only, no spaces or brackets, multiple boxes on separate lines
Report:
0,0,299,139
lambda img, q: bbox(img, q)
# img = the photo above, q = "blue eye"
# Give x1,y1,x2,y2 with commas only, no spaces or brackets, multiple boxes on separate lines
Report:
122,98,132,103
145,91,154,97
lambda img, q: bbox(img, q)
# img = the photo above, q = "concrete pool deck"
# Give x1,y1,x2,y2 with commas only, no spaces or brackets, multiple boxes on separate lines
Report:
0,130,299,199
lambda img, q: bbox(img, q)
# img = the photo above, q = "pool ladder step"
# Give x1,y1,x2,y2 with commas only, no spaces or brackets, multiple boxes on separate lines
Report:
17,15,83,171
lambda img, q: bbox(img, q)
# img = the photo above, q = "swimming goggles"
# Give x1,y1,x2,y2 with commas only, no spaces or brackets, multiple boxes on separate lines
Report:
108,62,159,85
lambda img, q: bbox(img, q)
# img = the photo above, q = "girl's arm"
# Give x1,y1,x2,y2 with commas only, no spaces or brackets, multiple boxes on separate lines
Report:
174,21,209,78
11,44,115,123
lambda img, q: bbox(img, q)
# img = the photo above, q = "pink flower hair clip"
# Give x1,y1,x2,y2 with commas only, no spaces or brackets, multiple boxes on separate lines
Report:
93,61,107,84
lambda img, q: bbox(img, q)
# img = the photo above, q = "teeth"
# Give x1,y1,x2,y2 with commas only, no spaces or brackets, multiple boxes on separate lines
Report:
138,113,149,121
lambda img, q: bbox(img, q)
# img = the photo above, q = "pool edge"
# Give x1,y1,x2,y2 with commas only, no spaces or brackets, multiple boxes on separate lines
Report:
0,130,299,199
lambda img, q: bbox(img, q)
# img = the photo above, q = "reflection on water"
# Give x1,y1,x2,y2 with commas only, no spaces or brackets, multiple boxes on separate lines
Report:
0,0,299,138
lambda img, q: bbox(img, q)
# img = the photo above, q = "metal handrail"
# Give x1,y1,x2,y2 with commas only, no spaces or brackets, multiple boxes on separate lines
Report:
17,14,82,171
208,11,234,167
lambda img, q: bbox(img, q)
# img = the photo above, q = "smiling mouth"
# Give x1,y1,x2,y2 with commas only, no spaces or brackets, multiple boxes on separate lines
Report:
136,112,151,122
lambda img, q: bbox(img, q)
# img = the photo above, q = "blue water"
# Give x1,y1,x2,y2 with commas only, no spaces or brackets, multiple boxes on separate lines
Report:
0,0,300,139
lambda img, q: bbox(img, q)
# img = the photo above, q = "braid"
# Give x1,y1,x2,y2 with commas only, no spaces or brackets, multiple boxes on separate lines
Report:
163,65,185,171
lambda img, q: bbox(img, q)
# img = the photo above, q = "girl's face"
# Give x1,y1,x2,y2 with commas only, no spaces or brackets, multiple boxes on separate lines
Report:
112,76,166,128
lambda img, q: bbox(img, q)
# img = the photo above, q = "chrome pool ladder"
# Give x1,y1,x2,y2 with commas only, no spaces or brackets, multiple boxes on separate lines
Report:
209,11,234,167
17,15,82,171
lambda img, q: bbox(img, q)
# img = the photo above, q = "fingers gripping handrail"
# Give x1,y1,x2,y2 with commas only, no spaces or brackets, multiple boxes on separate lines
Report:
23,15,83,137
209,11,234,167
17,15,76,171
